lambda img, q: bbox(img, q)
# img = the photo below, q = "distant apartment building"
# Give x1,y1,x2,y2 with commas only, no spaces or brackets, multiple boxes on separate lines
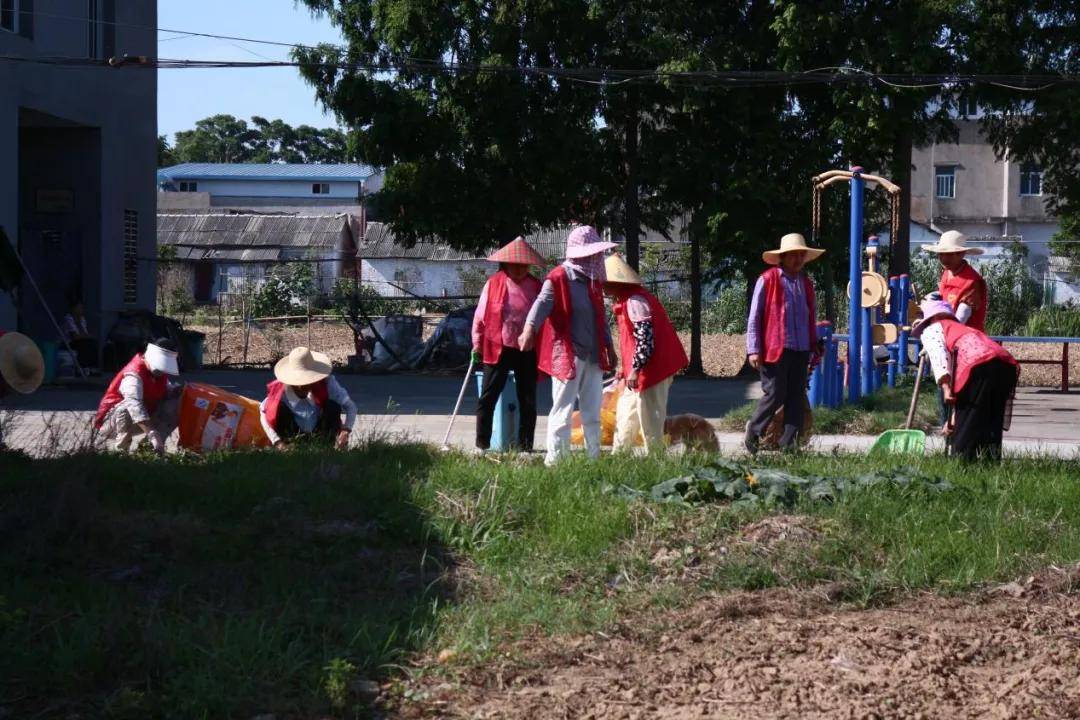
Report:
1,1,158,344
910,108,1076,301
157,163,383,209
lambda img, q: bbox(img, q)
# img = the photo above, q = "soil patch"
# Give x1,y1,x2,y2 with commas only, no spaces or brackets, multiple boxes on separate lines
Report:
397,565,1080,719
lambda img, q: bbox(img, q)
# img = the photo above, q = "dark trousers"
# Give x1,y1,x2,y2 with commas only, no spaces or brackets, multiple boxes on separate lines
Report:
950,359,1018,462
748,350,810,448
274,400,343,445
476,347,538,451
70,338,98,369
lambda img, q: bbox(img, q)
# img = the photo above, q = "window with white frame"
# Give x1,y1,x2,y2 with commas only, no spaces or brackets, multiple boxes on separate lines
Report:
1,0,18,33
178,181,198,193
935,165,956,199
1020,164,1043,196
312,183,330,195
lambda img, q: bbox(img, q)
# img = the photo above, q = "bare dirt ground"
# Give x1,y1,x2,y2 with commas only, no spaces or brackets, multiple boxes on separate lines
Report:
398,565,1080,719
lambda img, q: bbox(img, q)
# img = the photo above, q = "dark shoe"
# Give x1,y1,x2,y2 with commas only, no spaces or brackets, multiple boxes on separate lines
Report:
743,422,759,455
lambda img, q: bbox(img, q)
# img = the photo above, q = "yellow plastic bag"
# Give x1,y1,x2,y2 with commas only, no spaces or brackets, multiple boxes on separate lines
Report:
570,382,642,447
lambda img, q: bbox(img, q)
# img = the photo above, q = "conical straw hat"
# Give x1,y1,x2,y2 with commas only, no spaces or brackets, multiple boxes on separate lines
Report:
274,346,332,386
762,233,826,266
0,332,45,394
921,230,984,255
486,236,547,266
604,253,642,285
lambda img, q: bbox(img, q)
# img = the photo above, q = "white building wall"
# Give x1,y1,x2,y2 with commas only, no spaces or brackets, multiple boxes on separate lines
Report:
360,259,491,298
192,179,362,200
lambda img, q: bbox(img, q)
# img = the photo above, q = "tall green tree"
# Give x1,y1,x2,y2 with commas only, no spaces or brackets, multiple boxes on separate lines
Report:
170,114,353,165
771,1,963,276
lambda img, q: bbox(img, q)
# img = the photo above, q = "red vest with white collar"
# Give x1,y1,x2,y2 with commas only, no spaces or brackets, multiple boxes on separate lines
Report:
263,379,329,431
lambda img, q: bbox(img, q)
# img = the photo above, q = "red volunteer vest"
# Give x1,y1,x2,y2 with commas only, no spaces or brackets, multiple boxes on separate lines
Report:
536,266,612,381
939,262,987,332
614,290,688,390
760,267,818,364
938,318,1017,393
480,270,541,365
263,379,329,431
94,354,168,428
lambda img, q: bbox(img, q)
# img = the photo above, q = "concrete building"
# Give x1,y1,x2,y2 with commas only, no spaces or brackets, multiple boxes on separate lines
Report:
157,163,383,209
910,115,1078,301
0,1,158,345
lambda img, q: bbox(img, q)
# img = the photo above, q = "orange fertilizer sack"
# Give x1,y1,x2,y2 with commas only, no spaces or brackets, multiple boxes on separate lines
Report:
178,382,271,453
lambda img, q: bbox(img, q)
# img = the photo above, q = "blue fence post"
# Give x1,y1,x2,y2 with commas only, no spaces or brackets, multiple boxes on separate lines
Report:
820,322,834,407
836,361,846,407
898,274,910,375
888,275,900,325
887,345,898,388
848,167,864,403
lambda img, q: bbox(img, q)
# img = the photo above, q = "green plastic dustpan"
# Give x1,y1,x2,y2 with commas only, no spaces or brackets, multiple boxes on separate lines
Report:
869,429,926,455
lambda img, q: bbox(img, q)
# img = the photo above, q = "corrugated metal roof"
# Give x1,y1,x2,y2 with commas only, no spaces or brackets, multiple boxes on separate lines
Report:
158,163,379,182
158,213,351,262
356,223,686,264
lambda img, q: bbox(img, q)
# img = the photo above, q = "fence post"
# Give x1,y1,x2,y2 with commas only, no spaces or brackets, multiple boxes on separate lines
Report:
1063,342,1069,392
307,298,312,348
217,300,223,366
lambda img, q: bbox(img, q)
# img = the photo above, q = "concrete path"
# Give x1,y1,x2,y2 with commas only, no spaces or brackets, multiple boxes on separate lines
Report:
2,372,1077,458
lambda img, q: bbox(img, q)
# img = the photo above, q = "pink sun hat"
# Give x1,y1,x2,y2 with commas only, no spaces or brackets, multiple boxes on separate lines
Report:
564,225,617,260
911,298,957,338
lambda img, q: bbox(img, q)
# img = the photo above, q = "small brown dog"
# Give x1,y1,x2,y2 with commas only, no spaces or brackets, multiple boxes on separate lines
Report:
663,413,719,452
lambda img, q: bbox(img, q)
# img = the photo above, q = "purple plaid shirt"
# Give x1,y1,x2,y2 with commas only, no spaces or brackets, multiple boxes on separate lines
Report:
746,271,812,356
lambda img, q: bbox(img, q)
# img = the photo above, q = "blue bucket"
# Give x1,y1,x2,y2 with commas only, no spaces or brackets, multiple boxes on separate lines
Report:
475,370,519,451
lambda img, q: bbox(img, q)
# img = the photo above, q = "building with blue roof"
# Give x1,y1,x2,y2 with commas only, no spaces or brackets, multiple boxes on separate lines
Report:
158,163,383,209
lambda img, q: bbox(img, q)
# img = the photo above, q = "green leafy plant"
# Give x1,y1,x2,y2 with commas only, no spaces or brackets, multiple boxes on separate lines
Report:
250,262,318,318
1025,302,1080,337
323,657,357,710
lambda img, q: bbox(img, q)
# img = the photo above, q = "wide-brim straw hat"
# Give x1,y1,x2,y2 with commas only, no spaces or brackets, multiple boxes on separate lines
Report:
565,225,617,259
274,346,332,386
487,236,547,267
911,298,957,338
921,230,984,256
762,233,826,265
144,342,180,376
604,253,642,286
0,332,45,394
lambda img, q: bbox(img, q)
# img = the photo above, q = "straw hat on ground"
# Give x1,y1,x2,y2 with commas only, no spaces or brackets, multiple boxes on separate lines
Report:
762,233,826,266
487,236,547,267
144,340,180,376
0,332,45,394
565,225,617,259
911,298,957,338
921,230,984,256
604,253,643,286
275,346,332,386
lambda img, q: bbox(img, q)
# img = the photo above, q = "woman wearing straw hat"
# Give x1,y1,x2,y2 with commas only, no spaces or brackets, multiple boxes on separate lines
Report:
912,298,1018,461
603,253,688,452
744,233,824,453
922,230,988,331
260,346,357,450
0,331,46,449
94,339,182,455
519,225,617,465
471,236,546,452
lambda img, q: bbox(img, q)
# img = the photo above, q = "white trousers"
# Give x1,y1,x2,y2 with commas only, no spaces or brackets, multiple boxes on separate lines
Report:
546,358,604,465
613,377,672,453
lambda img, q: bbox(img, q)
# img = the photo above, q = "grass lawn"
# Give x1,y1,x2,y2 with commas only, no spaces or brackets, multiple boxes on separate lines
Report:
2,444,1078,718
717,377,942,434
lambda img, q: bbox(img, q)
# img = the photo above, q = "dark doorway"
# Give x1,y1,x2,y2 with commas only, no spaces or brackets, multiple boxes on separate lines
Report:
17,110,102,344
194,261,215,303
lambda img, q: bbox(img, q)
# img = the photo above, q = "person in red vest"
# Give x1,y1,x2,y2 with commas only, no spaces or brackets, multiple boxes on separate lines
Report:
94,339,181,455
923,231,988,331
602,253,688,452
913,298,1019,461
744,233,824,453
519,225,617,465
471,236,546,452
260,346,356,450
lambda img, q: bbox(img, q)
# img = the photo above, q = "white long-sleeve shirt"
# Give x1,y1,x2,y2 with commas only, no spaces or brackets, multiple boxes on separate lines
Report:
920,323,952,385
259,376,356,444
114,373,178,424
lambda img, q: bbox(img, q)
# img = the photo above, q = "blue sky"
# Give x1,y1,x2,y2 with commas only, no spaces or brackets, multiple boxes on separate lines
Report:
158,0,343,141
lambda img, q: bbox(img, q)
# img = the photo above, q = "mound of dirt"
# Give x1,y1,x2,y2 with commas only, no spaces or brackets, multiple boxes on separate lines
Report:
739,515,822,548
396,565,1080,719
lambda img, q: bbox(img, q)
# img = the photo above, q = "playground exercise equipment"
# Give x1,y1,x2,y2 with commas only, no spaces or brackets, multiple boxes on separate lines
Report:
806,168,920,409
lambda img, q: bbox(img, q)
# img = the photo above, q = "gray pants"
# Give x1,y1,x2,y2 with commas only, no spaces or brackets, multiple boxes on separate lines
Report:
99,394,181,452
748,350,810,448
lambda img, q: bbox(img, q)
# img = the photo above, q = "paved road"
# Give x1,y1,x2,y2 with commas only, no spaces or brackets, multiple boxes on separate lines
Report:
3,371,1077,457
